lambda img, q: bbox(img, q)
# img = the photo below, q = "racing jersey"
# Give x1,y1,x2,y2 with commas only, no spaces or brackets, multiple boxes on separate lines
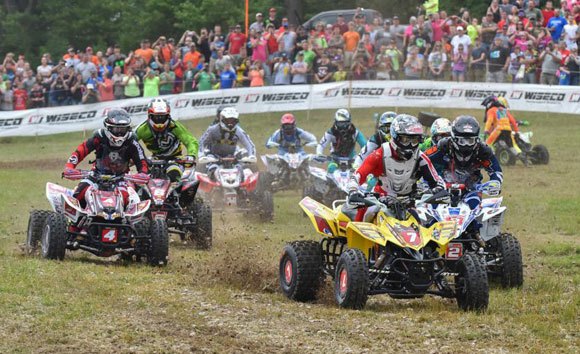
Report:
135,120,199,159
354,132,388,166
316,127,367,158
419,136,434,152
349,143,444,197
199,124,256,157
485,107,519,134
426,138,503,189
65,129,148,175
265,127,317,154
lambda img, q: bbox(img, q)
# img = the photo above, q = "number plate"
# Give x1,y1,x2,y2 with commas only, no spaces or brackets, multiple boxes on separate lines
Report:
445,242,463,260
101,228,118,243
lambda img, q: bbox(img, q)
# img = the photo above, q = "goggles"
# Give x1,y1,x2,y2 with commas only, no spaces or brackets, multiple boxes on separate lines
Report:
282,123,295,132
108,125,130,137
398,135,421,147
222,117,238,128
150,114,169,124
379,124,391,134
335,121,351,130
455,136,478,146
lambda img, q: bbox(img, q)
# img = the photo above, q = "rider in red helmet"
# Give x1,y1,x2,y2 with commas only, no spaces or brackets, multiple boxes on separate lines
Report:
265,113,317,155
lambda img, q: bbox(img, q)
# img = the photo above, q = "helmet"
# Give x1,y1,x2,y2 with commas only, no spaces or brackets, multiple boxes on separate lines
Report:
481,96,504,110
104,108,132,147
497,96,509,109
377,111,396,140
333,108,352,131
280,113,296,135
389,114,424,160
219,107,240,132
147,98,171,132
451,115,480,164
430,118,452,144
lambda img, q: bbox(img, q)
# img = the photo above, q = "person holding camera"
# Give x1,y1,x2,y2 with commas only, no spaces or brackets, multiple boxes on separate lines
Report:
343,22,361,68
273,53,291,85
81,83,100,104
539,41,562,85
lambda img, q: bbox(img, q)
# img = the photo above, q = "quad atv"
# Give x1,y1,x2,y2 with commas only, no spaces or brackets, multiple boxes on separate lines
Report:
196,155,273,221
27,170,168,266
141,158,212,249
261,142,316,193
494,130,549,166
415,181,523,288
279,182,489,311
303,156,354,207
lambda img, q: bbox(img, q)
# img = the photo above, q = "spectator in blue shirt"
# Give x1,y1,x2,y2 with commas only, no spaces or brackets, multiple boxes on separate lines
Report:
219,62,237,89
547,8,567,42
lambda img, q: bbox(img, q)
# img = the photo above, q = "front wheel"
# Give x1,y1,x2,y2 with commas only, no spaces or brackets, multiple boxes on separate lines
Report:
41,212,67,260
27,210,50,254
259,190,274,222
334,249,369,310
148,219,169,266
455,253,489,312
489,233,524,288
279,240,324,302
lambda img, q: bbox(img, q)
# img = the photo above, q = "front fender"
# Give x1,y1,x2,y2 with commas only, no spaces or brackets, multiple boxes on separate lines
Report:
125,200,151,218
299,197,338,237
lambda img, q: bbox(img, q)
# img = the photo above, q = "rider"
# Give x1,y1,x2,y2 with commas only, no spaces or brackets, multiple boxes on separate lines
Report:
63,108,149,208
482,96,527,165
426,115,503,209
354,111,396,168
265,113,317,155
135,98,198,182
347,114,445,222
316,108,367,172
199,106,257,179
419,117,452,151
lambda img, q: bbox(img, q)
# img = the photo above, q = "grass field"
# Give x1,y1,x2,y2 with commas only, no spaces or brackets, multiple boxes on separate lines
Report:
0,107,578,353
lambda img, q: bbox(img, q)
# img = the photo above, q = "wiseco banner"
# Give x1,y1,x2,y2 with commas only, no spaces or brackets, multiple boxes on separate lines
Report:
1,81,577,137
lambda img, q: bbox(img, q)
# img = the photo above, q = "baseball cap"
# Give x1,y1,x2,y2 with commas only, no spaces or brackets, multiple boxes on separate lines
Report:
457,26,464,31
385,19,392,25
256,12,263,17
393,16,399,20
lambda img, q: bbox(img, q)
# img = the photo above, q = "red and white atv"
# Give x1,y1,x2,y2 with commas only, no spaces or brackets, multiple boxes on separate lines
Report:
195,155,273,221
26,170,169,266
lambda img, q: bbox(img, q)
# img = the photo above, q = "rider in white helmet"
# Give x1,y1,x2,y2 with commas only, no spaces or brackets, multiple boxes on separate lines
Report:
316,108,367,172
199,107,257,179
420,117,452,152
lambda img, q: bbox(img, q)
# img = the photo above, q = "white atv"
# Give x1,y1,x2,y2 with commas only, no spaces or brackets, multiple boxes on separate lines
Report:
261,142,316,193
415,181,523,288
303,156,354,207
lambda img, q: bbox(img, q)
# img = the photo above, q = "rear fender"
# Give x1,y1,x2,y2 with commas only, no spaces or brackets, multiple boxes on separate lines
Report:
46,182,73,213
299,197,338,237
62,194,83,222
196,172,219,192
181,179,200,195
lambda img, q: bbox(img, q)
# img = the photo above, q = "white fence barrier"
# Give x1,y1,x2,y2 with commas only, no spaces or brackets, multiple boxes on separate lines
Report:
1,80,578,137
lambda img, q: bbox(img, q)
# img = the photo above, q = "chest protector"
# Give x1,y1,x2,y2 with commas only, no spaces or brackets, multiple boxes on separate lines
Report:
149,123,181,157
331,125,356,157
94,131,132,174
378,143,421,196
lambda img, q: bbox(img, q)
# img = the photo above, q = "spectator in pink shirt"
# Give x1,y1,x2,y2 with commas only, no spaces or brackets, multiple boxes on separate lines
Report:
251,30,268,64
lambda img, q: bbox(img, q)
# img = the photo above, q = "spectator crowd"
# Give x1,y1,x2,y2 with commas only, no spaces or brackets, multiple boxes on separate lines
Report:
2,1,580,111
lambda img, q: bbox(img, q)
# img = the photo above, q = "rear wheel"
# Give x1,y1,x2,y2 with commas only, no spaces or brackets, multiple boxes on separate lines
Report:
455,253,489,312
26,210,50,254
532,145,549,165
41,212,67,260
334,249,369,310
148,219,169,266
189,201,213,250
279,240,324,302
495,145,516,166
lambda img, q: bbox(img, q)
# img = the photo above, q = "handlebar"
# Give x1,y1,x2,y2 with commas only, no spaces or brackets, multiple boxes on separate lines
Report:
63,169,149,185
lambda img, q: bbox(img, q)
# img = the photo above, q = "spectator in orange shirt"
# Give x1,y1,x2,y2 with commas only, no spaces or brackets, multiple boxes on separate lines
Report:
135,39,154,65
13,82,28,110
343,22,361,68
183,43,202,68
153,36,173,64
63,47,79,68
85,47,100,66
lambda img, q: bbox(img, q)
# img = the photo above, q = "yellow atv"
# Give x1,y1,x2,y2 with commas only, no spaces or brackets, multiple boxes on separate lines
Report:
279,191,489,311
